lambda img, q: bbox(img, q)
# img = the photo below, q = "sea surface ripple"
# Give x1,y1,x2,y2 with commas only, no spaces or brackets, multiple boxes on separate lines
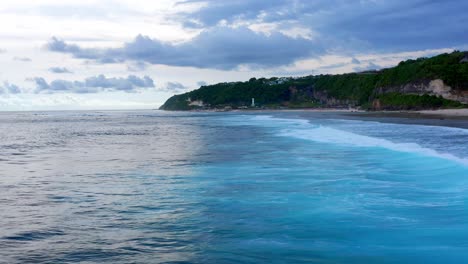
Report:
0,110,467,263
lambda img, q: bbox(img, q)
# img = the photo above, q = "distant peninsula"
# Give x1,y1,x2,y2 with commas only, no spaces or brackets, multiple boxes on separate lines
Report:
160,51,468,111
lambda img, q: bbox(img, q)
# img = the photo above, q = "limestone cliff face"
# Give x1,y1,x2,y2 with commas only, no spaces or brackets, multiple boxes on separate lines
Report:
188,99,204,107
373,79,468,104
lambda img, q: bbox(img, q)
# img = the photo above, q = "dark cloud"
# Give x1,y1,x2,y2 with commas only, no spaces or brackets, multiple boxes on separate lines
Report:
316,62,349,71
13,57,32,62
197,81,207,87
354,62,382,73
31,75,155,94
47,27,322,70
177,0,468,52
48,67,72,73
47,37,105,60
313,0,468,52
161,82,188,93
176,0,293,27
32,77,50,90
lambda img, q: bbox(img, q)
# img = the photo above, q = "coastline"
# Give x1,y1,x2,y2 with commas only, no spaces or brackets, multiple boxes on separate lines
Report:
178,106,468,128
206,107,468,129
230,108,364,113
336,110,468,129
188,107,468,118
416,109,468,117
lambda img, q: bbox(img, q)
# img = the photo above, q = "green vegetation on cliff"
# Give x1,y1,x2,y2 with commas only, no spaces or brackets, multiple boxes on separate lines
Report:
376,93,463,110
160,51,468,110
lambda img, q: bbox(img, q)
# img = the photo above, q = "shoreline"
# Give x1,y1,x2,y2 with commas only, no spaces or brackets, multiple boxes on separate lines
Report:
416,109,468,117
188,107,468,118
196,107,468,129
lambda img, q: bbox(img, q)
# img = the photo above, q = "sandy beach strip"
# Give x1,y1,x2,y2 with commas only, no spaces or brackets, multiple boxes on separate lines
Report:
417,109,468,117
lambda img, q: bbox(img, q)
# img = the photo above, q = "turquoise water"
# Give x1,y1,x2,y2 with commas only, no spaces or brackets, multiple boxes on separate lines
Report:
0,111,467,263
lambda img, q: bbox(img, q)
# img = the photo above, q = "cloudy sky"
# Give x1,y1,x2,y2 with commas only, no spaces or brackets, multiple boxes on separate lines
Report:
0,0,467,110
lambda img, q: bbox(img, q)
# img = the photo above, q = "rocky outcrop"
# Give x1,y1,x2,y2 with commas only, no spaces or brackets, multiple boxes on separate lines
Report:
288,85,357,108
187,98,205,107
460,52,468,63
374,79,468,104
372,99,382,110
312,90,358,108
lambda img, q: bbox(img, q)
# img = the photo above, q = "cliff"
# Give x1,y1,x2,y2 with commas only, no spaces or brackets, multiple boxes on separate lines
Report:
160,51,468,111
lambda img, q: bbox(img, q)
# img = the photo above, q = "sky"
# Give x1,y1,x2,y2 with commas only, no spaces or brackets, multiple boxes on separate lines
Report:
0,0,467,111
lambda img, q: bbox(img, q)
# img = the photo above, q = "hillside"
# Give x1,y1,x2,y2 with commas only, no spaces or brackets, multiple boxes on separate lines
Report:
160,51,468,111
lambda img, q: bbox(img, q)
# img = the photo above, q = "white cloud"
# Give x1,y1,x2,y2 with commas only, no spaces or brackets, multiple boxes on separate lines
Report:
13,56,32,62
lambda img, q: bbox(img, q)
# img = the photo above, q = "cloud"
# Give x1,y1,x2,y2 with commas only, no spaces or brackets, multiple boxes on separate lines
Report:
176,0,468,52
314,1,468,52
354,61,382,72
47,26,323,70
0,48,6,53
13,57,32,62
47,27,323,70
48,67,72,73
127,61,148,72
0,82,22,94
31,75,155,94
161,82,188,93
47,37,104,60
197,81,207,87
351,58,361,64
175,0,293,28
5,82,21,94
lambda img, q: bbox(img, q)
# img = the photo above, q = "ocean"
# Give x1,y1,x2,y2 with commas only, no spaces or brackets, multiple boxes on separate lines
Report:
0,110,467,263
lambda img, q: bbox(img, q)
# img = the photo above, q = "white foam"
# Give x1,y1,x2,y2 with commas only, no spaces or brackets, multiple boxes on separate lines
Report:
249,115,311,127
238,115,468,166
282,125,468,166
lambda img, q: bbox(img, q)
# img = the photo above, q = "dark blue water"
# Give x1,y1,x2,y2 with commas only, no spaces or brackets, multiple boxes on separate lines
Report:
0,110,467,263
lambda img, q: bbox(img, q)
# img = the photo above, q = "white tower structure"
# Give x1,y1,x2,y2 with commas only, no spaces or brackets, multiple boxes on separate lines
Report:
251,98,255,107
